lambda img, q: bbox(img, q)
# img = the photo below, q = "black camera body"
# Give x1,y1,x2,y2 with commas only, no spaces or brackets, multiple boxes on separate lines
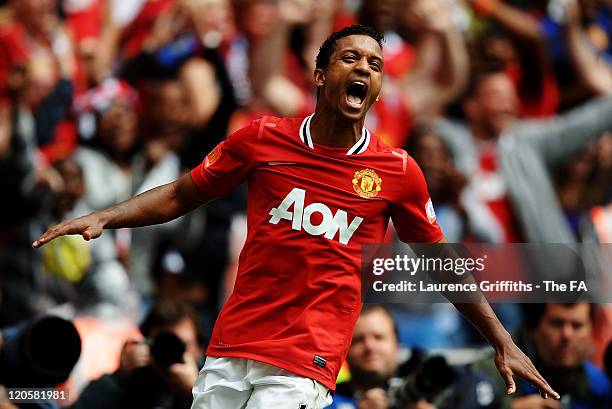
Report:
149,331,186,368
124,331,188,409
387,349,501,409
0,316,81,387
388,353,457,409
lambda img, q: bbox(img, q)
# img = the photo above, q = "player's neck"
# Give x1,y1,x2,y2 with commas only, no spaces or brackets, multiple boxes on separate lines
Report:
310,110,364,148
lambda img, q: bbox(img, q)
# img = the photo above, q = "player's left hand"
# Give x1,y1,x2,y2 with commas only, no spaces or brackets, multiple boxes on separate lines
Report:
493,338,560,400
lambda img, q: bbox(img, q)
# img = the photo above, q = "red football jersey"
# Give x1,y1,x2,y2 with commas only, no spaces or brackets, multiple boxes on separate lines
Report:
190,115,444,390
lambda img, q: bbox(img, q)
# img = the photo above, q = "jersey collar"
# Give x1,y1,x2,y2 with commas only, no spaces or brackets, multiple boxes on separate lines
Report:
299,114,371,156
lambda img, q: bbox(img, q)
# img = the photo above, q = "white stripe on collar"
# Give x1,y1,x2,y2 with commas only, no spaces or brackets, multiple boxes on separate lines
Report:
346,128,370,155
299,114,371,155
300,114,314,149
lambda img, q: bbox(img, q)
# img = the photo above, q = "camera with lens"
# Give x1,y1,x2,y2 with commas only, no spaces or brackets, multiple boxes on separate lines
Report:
124,331,189,409
0,315,81,388
388,350,457,409
387,349,500,409
149,331,186,368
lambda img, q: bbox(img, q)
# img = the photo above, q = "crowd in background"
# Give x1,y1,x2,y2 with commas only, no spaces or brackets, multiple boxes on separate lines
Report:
0,0,610,408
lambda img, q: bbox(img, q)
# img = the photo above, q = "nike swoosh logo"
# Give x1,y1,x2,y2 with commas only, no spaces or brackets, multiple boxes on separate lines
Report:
267,162,298,166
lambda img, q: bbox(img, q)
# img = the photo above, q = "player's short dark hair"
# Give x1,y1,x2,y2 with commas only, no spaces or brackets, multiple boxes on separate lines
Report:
522,302,597,331
315,24,384,70
361,304,399,342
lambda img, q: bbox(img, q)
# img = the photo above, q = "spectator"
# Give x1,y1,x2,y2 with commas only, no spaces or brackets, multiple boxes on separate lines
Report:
467,0,562,117
354,0,470,147
555,132,612,240
564,0,612,97
467,0,611,109
392,128,490,350
395,0,470,122
75,78,188,304
0,83,67,325
70,298,202,409
433,68,612,243
140,78,189,156
0,315,82,409
227,0,312,121
0,0,78,161
407,126,469,242
479,302,611,409
44,157,131,314
73,79,140,211
331,305,501,409
118,0,236,167
92,0,169,83
331,306,400,409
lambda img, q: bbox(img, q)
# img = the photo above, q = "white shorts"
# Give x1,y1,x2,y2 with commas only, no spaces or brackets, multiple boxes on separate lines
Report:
191,356,333,409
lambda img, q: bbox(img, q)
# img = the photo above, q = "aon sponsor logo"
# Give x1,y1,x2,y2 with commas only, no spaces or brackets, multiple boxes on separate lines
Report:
269,188,363,245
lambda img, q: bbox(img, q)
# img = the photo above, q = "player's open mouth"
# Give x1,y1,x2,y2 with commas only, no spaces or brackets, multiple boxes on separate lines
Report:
345,81,368,109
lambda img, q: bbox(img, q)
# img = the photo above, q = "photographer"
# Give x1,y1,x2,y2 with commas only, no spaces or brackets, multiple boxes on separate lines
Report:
71,298,203,409
331,305,500,409
0,315,82,409
480,303,612,409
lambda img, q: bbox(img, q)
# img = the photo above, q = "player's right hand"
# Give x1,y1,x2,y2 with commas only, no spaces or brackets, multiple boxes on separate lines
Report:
32,213,104,248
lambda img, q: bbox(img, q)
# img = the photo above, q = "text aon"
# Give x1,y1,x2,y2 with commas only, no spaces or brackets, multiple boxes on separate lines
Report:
269,188,363,245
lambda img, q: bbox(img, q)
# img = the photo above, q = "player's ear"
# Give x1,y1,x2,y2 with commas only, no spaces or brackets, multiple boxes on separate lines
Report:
314,68,325,88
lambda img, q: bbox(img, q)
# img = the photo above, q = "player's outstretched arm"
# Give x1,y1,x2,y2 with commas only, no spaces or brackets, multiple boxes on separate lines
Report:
452,301,559,400
32,173,211,248
433,239,560,400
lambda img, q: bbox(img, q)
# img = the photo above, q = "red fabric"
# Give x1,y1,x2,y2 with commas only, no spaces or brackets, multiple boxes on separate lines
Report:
39,120,78,163
477,146,522,242
0,23,29,97
190,116,443,389
505,62,559,118
333,11,357,31
73,78,139,113
121,0,175,60
65,0,104,42
370,97,413,148
384,42,416,80
370,35,416,147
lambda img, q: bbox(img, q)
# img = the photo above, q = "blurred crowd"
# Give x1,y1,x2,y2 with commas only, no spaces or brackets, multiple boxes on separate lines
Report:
0,0,610,408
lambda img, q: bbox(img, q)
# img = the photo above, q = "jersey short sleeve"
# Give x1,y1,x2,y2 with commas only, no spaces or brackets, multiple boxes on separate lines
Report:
190,120,260,197
391,154,444,244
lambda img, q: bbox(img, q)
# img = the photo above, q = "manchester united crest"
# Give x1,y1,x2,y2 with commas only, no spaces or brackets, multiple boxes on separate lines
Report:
352,169,382,198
